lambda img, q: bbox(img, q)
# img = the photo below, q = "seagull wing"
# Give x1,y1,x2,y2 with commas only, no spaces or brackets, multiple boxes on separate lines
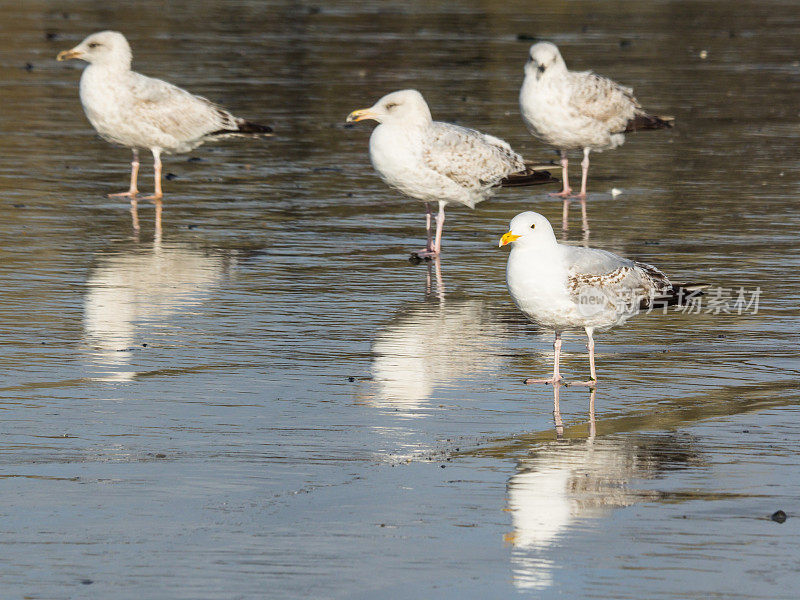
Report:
422,122,525,191
127,72,237,142
563,245,672,310
567,71,640,132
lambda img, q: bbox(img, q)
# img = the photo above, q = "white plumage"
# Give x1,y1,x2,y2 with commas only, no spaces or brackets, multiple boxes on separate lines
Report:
519,42,673,219
57,31,271,203
347,89,555,257
500,211,702,384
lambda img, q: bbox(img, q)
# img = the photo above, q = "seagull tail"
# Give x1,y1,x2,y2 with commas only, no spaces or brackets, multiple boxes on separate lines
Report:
500,165,559,188
235,119,274,135
210,118,274,137
624,113,675,132
666,283,711,307
639,283,709,311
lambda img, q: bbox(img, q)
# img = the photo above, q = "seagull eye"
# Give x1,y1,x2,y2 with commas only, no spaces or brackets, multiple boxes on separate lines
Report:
530,223,536,229
385,103,397,110
88,42,100,48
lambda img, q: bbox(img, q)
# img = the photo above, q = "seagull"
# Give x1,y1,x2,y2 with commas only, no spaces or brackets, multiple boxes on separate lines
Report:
346,89,557,258
57,31,272,203
499,211,704,386
519,42,673,229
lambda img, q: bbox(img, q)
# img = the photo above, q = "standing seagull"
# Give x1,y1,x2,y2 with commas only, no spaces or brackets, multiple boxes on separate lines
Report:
57,31,272,202
346,89,556,258
520,42,673,229
499,211,704,385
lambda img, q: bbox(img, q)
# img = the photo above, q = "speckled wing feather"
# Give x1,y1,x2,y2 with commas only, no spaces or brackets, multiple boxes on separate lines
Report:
421,122,525,191
567,70,640,131
127,72,236,142
564,245,672,309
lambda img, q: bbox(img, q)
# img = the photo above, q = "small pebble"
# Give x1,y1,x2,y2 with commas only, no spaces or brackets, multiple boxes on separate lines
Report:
619,40,633,49
348,376,355,382
187,156,203,162
24,63,34,71
516,34,539,42
155,453,166,459
165,173,178,180
699,50,708,59
771,510,787,523
80,579,93,585
611,188,622,197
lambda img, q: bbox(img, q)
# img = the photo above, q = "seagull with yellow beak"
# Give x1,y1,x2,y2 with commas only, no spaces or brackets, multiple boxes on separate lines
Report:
347,89,556,259
57,31,272,206
500,211,705,385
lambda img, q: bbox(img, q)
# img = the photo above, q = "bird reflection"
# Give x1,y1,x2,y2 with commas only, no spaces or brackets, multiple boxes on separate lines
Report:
505,390,697,590
129,196,162,235
559,211,591,245
369,292,509,417
561,197,590,234
83,235,230,381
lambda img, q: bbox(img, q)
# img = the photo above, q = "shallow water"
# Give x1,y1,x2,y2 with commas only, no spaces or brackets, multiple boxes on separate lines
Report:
1,0,799,597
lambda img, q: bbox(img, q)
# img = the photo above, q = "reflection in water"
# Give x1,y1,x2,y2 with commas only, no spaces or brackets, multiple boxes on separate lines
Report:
561,196,590,233
369,294,508,417
506,391,697,590
83,237,230,381
130,196,163,234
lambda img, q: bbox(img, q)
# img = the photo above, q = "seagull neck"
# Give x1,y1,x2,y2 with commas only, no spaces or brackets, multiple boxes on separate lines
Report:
512,238,563,267
89,57,132,76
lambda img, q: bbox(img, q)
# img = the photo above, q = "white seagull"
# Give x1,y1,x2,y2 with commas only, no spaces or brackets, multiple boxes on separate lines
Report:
346,89,556,258
499,211,704,385
520,42,673,227
57,31,272,202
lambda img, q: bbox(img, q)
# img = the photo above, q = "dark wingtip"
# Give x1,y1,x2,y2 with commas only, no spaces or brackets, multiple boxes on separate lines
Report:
625,113,675,133
237,120,274,135
500,169,559,188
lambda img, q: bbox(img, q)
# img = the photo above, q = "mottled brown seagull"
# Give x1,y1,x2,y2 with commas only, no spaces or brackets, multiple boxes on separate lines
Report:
347,89,557,258
57,31,272,204
520,42,673,229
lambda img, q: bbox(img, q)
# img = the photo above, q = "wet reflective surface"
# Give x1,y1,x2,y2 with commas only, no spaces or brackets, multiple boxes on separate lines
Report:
2,0,800,597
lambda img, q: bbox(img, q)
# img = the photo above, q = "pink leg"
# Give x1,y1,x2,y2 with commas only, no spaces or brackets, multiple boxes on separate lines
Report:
109,149,140,198
433,201,445,254
144,148,164,200
413,202,438,259
567,327,598,387
549,150,572,199
525,331,564,384
572,148,590,199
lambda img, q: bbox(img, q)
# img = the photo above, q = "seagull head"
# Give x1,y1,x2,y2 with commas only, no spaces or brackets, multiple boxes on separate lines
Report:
499,211,556,248
346,89,433,128
57,31,132,69
525,42,566,79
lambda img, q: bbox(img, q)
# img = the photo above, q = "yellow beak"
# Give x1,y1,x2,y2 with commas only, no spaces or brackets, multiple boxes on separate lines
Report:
499,231,520,247
346,108,377,123
56,48,83,61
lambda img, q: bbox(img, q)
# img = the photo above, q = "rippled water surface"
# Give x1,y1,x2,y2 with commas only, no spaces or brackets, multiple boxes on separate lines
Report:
1,0,799,598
